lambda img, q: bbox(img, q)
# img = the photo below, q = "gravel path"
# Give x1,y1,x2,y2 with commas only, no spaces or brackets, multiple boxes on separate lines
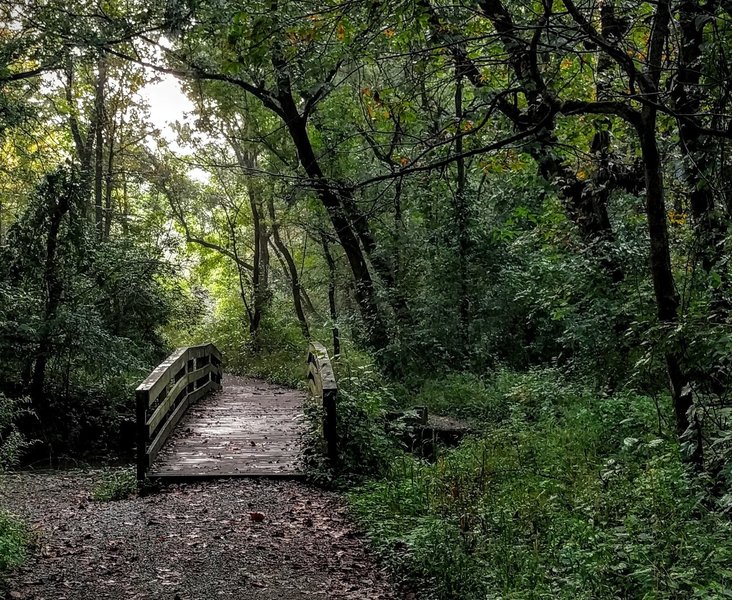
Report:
0,472,396,600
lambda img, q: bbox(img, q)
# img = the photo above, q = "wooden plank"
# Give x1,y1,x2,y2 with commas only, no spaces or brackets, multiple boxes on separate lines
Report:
188,363,214,387
146,372,189,435
167,434,301,441
154,460,301,470
146,374,304,479
156,465,300,471
187,343,222,364
161,453,299,460
159,447,297,457
146,363,215,437
157,452,300,460
187,344,211,359
208,343,222,363
148,470,305,481
309,342,337,390
158,458,300,465
136,348,188,400
155,458,300,466
147,380,215,465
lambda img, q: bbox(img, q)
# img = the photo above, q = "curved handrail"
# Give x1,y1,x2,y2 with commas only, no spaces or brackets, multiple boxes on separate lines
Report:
307,341,339,466
136,343,223,480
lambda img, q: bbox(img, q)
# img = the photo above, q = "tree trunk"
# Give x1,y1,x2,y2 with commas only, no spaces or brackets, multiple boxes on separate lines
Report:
637,0,702,465
473,0,624,280
65,59,95,202
672,0,727,301
249,186,264,338
103,117,116,239
94,55,107,237
267,197,310,338
230,144,271,339
299,284,319,317
321,234,341,357
121,176,129,237
638,108,700,464
453,68,470,346
275,89,388,352
31,173,73,405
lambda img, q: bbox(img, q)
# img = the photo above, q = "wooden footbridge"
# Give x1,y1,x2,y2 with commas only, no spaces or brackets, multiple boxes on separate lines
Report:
135,342,337,480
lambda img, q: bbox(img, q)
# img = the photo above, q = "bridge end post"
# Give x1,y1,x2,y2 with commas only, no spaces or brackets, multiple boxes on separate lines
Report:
323,387,338,468
308,342,339,470
136,388,149,481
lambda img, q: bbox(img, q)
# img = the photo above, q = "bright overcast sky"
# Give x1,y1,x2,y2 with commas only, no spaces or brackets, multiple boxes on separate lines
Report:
138,73,211,182
139,74,194,144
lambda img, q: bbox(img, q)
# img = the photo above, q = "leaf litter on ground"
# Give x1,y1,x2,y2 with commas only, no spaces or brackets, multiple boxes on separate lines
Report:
0,472,396,600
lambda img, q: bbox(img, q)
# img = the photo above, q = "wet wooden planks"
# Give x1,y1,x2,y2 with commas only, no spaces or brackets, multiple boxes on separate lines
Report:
149,374,305,479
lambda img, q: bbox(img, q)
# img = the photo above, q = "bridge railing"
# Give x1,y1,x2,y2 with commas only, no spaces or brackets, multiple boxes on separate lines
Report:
307,341,338,467
136,343,223,480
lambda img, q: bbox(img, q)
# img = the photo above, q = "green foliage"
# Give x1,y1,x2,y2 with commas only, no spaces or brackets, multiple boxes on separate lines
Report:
330,363,399,477
0,394,31,469
406,373,492,421
90,468,137,502
2,4,732,596
349,370,732,599
380,174,652,389
0,511,29,576
0,169,175,456
171,284,309,388
304,354,400,484
407,369,579,425
0,398,31,577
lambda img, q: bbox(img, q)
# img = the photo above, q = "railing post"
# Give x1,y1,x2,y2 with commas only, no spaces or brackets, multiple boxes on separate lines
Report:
186,349,194,393
136,387,149,481
308,342,339,469
323,387,338,467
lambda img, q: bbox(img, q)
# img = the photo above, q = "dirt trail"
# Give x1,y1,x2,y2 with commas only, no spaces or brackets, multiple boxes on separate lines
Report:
0,473,396,600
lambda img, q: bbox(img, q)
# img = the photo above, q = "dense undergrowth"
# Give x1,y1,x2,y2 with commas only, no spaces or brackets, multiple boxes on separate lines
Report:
0,394,30,578
0,511,28,577
323,367,732,599
0,169,174,461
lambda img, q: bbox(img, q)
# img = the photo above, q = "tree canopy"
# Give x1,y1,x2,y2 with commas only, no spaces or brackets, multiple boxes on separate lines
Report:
2,0,732,596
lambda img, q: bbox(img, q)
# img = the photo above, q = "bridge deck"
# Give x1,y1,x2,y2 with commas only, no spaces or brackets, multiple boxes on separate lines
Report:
149,375,305,479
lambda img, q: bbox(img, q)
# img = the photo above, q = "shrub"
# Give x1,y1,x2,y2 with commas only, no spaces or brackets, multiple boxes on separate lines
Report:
0,396,31,577
0,511,28,576
0,169,174,458
303,357,399,484
0,394,31,469
349,370,732,599
91,469,137,502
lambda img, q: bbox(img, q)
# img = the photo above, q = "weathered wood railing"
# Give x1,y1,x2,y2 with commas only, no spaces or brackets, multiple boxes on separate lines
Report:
307,341,338,467
136,344,223,480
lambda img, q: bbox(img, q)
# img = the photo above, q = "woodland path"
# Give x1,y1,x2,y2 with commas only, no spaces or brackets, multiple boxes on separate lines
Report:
0,472,396,600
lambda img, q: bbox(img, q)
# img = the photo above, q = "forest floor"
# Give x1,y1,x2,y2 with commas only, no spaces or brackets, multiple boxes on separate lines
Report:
0,472,397,600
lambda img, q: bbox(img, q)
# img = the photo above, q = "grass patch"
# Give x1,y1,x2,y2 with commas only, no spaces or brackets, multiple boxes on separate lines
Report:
0,511,29,576
91,468,137,502
405,369,577,425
